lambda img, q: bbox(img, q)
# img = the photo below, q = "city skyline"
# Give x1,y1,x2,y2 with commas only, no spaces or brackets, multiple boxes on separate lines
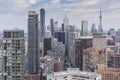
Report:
0,0,120,32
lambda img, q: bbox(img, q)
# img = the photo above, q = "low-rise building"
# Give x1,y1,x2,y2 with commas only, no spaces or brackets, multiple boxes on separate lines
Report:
95,65,120,80
47,68,101,80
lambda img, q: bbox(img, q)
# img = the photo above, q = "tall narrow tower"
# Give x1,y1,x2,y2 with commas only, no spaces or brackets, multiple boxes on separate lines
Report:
98,9,103,33
40,8,45,38
63,14,69,32
28,11,40,74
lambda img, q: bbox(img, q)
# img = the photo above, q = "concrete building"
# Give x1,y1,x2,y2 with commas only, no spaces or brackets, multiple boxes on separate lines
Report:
81,20,88,36
40,56,63,76
83,48,107,71
28,11,40,74
108,53,120,68
95,65,120,80
1,29,25,80
93,34,107,49
47,68,101,80
25,74,41,80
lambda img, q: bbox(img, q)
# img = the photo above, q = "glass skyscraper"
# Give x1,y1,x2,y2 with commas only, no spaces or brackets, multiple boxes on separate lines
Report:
28,11,40,74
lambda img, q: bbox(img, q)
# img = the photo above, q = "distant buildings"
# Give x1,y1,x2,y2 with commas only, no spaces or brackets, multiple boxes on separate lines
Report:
1,29,25,80
108,28,116,36
91,23,97,34
28,11,40,74
47,68,101,80
98,9,103,34
81,20,88,36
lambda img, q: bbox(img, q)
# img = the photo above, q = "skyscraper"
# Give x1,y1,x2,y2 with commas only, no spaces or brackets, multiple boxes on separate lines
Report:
91,23,97,34
81,20,88,36
50,19,54,37
28,11,40,74
1,29,25,80
40,8,45,38
63,14,69,32
98,9,103,34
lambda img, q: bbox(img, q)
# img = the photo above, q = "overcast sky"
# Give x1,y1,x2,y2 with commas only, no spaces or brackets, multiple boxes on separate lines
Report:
0,0,120,32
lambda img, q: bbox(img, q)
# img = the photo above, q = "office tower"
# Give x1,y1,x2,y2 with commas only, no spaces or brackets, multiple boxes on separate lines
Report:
67,25,76,48
75,39,83,70
50,19,54,36
91,23,97,34
40,8,45,37
74,36,93,70
1,29,25,80
81,20,88,36
98,9,103,34
28,11,40,74
43,37,53,56
55,31,65,44
93,34,107,49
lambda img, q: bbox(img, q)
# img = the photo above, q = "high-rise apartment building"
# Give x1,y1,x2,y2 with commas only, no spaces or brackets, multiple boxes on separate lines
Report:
1,29,25,80
28,11,40,74
40,8,45,38
81,20,88,36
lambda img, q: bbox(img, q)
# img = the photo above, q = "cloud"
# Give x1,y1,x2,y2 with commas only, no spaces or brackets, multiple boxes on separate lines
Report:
50,0,60,5
29,0,38,4
0,0,120,31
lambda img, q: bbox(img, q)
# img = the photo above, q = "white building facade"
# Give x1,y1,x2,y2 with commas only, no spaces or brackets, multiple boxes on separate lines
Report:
47,68,101,80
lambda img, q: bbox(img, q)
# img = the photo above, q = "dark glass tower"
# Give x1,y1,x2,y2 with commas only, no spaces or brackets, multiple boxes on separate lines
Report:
28,11,40,74
40,8,45,37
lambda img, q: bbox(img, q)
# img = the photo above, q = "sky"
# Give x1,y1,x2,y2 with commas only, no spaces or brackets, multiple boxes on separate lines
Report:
0,0,120,32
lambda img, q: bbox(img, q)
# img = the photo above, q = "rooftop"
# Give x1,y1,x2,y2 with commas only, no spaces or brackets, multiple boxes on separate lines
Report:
50,68,101,78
